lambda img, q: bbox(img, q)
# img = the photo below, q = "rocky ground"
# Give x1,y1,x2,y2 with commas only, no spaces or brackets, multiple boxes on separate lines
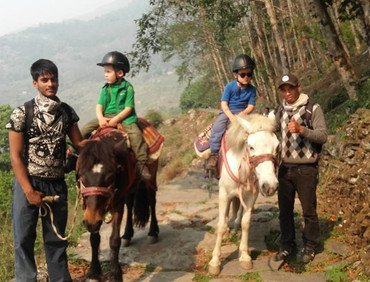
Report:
317,108,370,276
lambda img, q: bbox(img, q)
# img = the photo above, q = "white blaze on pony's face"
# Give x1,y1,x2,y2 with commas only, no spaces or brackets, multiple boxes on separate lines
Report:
237,115,279,197
92,163,104,174
247,131,279,196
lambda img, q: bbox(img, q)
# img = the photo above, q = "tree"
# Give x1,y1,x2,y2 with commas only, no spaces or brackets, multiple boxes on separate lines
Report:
309,0,358,100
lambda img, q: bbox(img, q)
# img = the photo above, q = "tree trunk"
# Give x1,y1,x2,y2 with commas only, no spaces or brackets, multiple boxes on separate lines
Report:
250,3,278,104
358,0,370,55
262,0,289,73
350,20,362,55
309,0,358,100
287,0,306,68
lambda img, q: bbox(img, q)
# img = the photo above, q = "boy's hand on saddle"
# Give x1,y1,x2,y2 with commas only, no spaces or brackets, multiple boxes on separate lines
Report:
108,119,118,128
25,190,44,207
98,117,110,128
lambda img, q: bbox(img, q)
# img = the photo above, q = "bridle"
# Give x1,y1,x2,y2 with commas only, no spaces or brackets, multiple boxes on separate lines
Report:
79,180,115,199
249,153,279,172
79,178,116,213
221,136,279,185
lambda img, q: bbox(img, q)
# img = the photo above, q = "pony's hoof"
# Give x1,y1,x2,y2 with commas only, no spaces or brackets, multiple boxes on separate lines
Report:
208,265,220,275
148,235,158,244
240,260,253,270
122,238,131,247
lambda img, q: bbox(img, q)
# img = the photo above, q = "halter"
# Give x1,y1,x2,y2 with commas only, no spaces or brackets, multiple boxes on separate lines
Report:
249,154,278,171
79,180,115,199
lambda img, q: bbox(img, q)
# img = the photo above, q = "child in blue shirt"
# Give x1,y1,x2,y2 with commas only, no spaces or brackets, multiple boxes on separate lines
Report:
207,54,256,170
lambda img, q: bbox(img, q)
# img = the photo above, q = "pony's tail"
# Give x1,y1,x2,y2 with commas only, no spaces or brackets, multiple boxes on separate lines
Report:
133,180,150,228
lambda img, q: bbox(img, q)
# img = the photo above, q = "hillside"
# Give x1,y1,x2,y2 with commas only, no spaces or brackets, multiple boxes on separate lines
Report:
0,0,184,125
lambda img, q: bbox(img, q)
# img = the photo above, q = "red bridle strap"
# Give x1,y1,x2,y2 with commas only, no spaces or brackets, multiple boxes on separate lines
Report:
79,181,114,199
249,154,278,170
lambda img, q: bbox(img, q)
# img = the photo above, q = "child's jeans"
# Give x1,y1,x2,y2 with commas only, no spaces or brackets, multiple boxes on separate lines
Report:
209,110,241,153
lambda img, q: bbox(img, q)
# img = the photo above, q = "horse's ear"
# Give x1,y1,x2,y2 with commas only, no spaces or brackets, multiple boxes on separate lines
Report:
113,139,127,157
268,111,275,120
236,115,252,133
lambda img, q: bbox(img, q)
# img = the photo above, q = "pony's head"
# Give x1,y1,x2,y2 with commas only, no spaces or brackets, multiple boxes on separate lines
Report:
228,114,279,197
77,131,128,233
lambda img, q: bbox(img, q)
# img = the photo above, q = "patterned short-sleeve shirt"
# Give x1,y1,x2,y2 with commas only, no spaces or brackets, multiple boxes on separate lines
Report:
6,101,79,179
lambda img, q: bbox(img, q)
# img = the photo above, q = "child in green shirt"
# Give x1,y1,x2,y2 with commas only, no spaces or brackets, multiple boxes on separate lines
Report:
82,51,151,180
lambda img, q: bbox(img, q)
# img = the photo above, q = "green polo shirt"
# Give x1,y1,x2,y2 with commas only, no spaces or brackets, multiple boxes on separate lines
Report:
97,79,138,125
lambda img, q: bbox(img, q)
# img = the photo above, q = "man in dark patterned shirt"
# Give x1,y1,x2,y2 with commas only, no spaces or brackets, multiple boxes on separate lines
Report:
6,59,82,281
272,74,327,266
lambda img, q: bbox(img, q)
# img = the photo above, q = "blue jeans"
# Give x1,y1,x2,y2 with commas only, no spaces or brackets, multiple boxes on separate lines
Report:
12,177,72,282
210,110,241,153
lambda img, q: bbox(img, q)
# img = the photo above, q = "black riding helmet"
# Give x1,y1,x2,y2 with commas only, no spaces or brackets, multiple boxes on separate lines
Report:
97,51,130,73
232,54,255,72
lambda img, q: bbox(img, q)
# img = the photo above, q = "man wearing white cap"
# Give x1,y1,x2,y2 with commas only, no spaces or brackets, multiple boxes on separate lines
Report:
273,73,327,265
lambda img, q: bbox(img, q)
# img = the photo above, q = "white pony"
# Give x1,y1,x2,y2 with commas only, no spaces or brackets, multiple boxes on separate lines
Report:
208,114,280,275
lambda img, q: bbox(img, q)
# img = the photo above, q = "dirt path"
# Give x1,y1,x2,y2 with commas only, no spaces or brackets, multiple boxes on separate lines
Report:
71,170,354,281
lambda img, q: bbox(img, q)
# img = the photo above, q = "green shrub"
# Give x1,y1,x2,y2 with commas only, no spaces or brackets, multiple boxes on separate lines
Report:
0,171,14,217
180,77,220,112
325,78,370,134
144,109,164,128
325,263,349,282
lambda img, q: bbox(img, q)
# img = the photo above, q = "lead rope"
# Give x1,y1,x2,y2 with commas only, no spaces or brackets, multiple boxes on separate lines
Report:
39,185,81,241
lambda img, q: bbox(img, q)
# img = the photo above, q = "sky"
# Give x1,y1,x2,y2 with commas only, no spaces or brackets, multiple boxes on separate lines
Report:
0,0,132,36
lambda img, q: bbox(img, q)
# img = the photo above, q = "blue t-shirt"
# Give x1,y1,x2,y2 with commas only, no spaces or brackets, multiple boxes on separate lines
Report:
221,80,256,112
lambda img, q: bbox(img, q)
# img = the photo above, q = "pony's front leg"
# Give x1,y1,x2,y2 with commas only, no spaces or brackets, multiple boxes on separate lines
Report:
238,193,258,270
87,232,102,280
148,189,159,243
209,194,229,275
109,207,124,281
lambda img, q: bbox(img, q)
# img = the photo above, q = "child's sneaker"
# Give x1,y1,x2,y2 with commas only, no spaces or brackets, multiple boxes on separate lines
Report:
206,153,218,170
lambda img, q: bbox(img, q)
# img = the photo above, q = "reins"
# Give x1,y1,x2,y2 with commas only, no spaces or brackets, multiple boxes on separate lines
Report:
39,185,81,241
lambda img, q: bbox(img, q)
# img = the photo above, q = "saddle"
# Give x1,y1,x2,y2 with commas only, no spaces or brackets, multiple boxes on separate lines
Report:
194,122,223,179
194,122,213,159
92,118,164,163
66,119,164,174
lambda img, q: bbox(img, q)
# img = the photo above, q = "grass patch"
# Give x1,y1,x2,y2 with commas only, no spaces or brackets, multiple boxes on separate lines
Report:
180,149,197,165
240,272,263,281
230,231,240,245
193,273,214,282
0,215,15,281
203,226,215,234
325,263,349,282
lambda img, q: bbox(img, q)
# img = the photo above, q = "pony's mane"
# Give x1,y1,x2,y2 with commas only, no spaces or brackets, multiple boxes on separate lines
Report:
78,135,120,173
226,114,276,152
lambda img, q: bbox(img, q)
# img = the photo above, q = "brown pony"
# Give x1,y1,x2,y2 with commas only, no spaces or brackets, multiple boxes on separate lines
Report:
77,129,159,281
